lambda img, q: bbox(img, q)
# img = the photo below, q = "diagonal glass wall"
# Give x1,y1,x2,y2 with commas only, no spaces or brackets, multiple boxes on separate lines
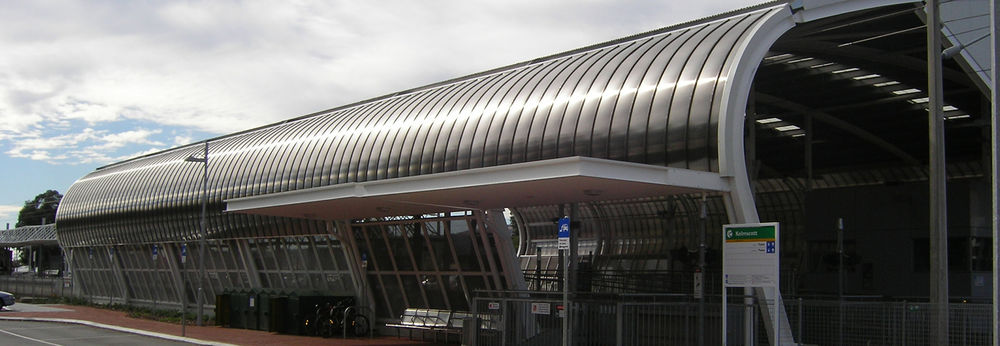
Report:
349,211,514,319
66,235,354,308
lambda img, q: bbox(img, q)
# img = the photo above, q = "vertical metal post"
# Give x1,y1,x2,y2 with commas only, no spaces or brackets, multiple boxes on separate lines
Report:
990,1,999,344
744,290,754,345
902,300,908,346
561,246,570,346
805,115,813,191
746,295,755,345
152,245,158,310
182,244,187,337
536,246,542,290
616,301,624,345
926,1,950,344
797,297,803,342
197,141,208,326
470,298,479,345
838,217,845,346
722,285,728,345
698,193,707,346
569,203,579,292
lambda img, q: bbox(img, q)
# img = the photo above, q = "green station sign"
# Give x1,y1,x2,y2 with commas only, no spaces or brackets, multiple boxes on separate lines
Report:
725,225,776,242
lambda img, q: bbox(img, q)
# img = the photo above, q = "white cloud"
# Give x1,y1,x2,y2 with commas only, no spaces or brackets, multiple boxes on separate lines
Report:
173,135,194,146
90,129,163,151
5,127,165,164
0,205,20,220
0,0,761,166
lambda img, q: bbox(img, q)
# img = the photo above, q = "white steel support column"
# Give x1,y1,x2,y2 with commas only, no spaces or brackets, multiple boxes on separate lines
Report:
162,244,186,309
67,248,80,297
717,6,796,345
108,247,130,305
483,209,527,291
236,239,263,288
332,220,376,313
474,212,505,292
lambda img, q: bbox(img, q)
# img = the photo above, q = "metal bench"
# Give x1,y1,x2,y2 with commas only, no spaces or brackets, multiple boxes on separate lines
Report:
385,308,465,343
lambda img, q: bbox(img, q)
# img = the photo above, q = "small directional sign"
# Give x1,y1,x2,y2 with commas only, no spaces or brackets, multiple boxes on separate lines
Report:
181,244,188,264
557,216,570,250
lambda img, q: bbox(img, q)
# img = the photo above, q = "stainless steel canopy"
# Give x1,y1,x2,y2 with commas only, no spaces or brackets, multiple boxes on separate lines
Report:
56,5,785,247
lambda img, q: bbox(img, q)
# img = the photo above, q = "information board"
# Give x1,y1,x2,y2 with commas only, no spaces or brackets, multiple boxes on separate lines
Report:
722,223,778,287
721,222,780,345
557,216,570,250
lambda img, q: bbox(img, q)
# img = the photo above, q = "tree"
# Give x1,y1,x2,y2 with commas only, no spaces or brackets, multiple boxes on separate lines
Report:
16,190,62,227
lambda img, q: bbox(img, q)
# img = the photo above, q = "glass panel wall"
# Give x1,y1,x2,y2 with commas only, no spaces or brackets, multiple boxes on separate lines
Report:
352,212,506,319
65,234,353,308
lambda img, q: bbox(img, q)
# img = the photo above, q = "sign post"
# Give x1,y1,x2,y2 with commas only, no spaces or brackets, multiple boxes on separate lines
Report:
722,223,779,346
181,243,187,336
152,245,158,309
558,216,570,346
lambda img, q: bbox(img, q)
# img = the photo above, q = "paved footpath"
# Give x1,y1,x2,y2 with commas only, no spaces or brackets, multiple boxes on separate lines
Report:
0,303,445,346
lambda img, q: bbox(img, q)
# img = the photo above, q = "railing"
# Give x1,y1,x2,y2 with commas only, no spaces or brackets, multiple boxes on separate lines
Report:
471,291,993,346
523,269,798,295
0,275,71,299
787,298,993,346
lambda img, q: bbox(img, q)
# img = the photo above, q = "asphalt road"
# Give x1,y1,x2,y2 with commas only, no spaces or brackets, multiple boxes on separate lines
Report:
0,320,192,346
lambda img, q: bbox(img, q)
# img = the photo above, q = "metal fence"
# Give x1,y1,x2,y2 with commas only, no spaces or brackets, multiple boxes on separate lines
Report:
0,275,71,298
786,299,993,346
471,292,993,346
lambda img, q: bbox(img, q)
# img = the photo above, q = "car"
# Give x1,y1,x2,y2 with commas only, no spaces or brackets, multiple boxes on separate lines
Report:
0,291,15,309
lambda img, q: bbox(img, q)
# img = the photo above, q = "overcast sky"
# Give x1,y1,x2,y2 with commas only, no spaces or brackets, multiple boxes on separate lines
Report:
0,0,766,228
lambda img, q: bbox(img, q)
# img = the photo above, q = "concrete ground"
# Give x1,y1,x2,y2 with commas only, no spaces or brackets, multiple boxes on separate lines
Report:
0,303,448,345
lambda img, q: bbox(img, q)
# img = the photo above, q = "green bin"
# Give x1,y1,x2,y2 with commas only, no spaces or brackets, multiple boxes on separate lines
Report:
229,292,247,329
257,292,271,331
269,296,288,333
245,292,259,330
215,294,231,327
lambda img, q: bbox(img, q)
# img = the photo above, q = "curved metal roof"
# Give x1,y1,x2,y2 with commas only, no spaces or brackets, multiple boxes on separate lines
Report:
56,5,786,247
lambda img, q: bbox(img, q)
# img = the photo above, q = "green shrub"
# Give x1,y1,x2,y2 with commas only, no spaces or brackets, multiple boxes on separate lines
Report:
55,296,213,325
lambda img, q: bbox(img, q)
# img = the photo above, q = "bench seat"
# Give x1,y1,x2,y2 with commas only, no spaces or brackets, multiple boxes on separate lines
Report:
385,308,466,343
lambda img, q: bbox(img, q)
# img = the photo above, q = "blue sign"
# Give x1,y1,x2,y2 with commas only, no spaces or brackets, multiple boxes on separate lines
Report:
557,217,570,238
557,216,570,250
766,241,775,254
181,244,187,264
